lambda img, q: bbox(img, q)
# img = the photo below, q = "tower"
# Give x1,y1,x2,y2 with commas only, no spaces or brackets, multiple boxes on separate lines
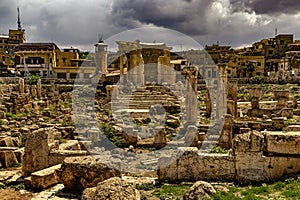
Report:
17,7,22,30
94,35,108,75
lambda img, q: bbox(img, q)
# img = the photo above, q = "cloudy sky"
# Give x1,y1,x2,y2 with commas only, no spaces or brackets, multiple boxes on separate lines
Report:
1,0,300,51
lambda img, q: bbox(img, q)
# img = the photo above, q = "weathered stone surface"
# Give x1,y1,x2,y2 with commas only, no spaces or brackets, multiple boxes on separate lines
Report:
158,147,235,182
58,156,121,190
184,125,199,147
0,137,15,147
153,127,166,147
0,150,19,168
287,125,300,132
183,181,216,200
30,164,61,189
22,128,57,177
58,140,81,151
81,177,140,200
265,132,300,155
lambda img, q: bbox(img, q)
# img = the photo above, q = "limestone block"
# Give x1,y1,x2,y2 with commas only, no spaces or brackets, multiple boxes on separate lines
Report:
183,181,216,200
58,140,81,151
30,164,61,189
287,125,300,132
58,156,121,190
81,177,140,200
0,137,15,147
0,150,18,168
265,132,300,155
157,156,178,182
153,127,166,147
22,128,56,177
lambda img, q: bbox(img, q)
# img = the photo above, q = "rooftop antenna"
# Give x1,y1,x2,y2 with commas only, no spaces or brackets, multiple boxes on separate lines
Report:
17,7,22,30
275,28,278,36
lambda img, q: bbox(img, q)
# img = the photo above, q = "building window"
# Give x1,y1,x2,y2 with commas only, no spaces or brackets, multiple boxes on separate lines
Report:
2,56,5,62
62,58,67,62
280,40,285,45
57,73,66,79
208,71,211,78
227,70,231,74
70,73,77,79
50,58,52,64
257,62,261,66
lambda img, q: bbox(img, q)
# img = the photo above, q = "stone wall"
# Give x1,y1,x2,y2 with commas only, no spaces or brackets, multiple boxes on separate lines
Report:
158,131,300,184
158,147,235,182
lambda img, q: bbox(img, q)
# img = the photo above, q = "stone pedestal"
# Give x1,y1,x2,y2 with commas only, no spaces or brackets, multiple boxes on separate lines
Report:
153,127,167,147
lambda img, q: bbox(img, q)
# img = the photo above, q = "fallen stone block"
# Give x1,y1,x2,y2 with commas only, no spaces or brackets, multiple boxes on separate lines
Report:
81,177,140,200
58,156,121,190
30,164,61,189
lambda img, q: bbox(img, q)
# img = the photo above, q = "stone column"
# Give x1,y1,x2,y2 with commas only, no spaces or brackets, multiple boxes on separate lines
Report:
18,78,24,94
119,53,124,77
37,79,42,99
31,85,37,99
205,86,212,117
129,50,138,84
219,114,233,149
50,80,55,93
186,67,198,125
227,80,238,117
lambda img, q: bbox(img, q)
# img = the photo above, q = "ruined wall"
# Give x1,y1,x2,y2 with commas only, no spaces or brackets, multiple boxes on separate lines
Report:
158,131,300,184
158,147,235,182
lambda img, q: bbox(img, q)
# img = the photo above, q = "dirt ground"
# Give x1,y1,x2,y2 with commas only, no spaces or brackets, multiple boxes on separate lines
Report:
0,189,33,200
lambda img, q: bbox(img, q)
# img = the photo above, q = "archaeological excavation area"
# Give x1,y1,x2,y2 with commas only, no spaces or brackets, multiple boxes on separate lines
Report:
1,75,300,199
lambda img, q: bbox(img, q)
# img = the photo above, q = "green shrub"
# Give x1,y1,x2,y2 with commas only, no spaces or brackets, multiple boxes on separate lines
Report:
29,74,40,85
252,75,263,84
136,183,155,191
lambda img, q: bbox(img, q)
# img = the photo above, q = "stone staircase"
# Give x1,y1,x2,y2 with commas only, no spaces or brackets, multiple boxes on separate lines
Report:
111,85,182,114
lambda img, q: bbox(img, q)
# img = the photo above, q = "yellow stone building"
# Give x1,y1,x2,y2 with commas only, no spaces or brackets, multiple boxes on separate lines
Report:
15,43,96,79
227,55,265,78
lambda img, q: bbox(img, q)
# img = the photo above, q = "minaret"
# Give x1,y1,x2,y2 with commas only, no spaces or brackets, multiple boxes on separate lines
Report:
17,7,22,30
94,34,108,75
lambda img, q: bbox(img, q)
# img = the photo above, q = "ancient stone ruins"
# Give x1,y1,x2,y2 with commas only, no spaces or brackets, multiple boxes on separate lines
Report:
1,69,300,199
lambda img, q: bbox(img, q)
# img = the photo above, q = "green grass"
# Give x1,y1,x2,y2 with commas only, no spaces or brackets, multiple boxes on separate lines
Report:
210,177,300,200
209,145,228,154
136,183,155,191
152,184,190,200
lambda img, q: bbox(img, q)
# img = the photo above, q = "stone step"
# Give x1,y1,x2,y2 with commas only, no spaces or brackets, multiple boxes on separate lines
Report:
30,164,61,189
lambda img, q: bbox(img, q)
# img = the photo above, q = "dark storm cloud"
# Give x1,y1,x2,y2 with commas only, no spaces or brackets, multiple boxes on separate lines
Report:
110,0,213,36
230,0,300,15
0,0,18,32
